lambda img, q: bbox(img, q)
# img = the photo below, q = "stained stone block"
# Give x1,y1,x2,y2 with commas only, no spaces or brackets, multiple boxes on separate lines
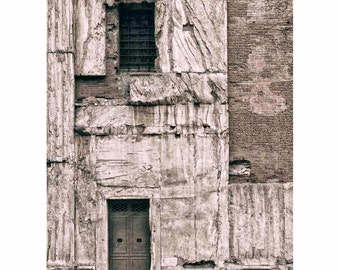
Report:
95,136,161,187
75,104,228,136
47,163,75,267
161,198,196,260
74,0,106,75
228,183,285,265
47,53,75,162
129,73,228,105
170,0,227,73
47,0,74,52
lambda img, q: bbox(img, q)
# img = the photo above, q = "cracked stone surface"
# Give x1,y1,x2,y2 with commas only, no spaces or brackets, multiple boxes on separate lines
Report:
47,0,293,269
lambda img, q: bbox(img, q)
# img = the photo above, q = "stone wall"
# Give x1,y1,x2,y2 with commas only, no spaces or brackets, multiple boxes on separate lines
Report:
47,0,75,269
47,0,293,269
72,1,229,268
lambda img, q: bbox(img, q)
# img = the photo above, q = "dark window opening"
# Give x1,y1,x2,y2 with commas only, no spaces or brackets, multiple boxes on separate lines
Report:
119,3,157,72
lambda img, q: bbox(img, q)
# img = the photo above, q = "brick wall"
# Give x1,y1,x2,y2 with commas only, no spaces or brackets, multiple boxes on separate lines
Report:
228,0,293,183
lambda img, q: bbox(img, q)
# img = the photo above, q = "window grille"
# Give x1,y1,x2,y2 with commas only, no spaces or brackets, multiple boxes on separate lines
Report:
119,3,157,72
109,200,149,212
111,201,128,212
131,201,149,212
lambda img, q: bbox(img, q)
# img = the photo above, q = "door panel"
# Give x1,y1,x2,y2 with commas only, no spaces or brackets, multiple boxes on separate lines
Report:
132,215,149,254
112,258,128,270
109,200,150,270
132,258,149,270
112,216,128,254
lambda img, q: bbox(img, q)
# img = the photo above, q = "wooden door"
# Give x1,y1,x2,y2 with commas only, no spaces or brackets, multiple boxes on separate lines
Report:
109,200,150,270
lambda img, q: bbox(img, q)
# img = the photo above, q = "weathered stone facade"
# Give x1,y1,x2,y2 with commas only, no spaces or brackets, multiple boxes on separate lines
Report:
47,0,292,270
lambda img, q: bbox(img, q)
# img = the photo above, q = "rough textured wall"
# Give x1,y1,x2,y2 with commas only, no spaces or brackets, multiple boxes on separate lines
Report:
226,0,293,269
73,0,229,269
74,0,106,75
75,0,228,102
228,0,293,183
47,0,75,269
228,184,286,265
47,0,293,269
47,163,75,269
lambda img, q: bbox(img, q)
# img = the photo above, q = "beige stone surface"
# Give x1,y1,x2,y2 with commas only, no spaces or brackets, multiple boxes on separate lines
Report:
47,0,74,52
46,0,293,268
72,131,229,267
284,182,293,261
195,135,221,194
161,198,196,260
75,103,228,136
159,135,195,198
129,73,228,105
155,0,171,72
95,192,108,270
47,163,75,267
73,136,98,267
74,0,106,75
195,192,219,260
95,136,162,187
75,169,97,267
170,0,227,73
228,183,285,265
47,53,75,162
149,198,162,270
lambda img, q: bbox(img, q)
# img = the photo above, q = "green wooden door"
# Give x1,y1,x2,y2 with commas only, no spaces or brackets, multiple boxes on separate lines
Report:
109,200,150,270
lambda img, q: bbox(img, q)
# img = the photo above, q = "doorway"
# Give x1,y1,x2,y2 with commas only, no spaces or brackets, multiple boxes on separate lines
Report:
108,199,150,270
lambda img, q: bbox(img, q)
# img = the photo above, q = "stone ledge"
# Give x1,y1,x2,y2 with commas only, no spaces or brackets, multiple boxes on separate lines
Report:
75,104,228,136
129,73,228,105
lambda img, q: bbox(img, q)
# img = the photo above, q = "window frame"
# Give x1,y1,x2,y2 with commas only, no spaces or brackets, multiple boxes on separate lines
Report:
118,2,157,72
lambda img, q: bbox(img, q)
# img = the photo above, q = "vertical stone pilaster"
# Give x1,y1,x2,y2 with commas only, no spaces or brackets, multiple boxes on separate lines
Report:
47,0,74,52
47,53,75,162
47,0,76,269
